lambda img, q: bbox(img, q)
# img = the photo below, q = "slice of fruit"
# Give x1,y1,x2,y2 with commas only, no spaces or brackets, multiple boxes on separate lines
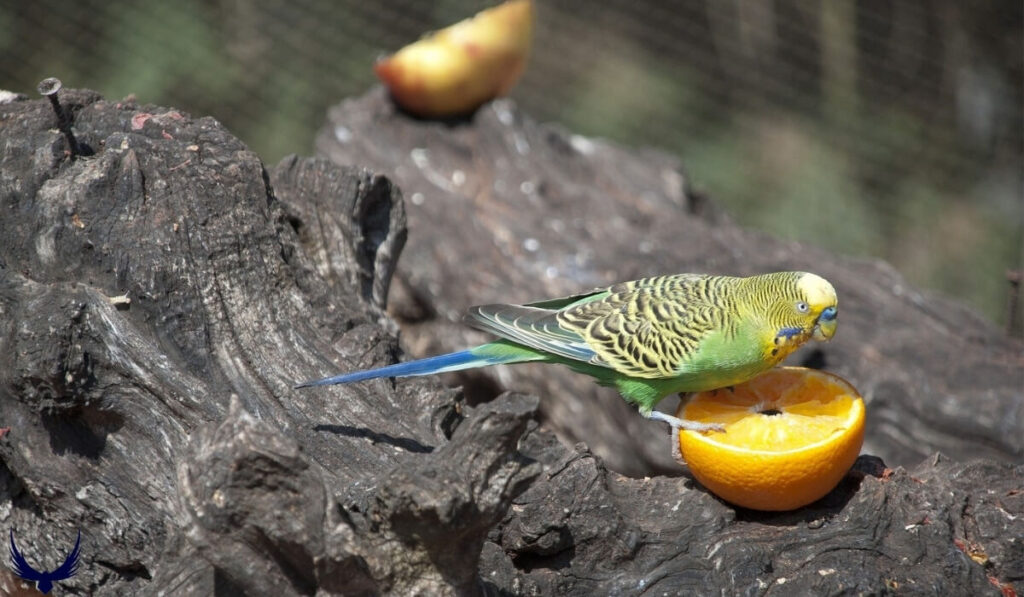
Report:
374,0,533,117
676,367,865,511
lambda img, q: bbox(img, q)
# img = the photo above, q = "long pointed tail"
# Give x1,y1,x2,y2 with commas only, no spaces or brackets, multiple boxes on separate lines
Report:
295,342,542,388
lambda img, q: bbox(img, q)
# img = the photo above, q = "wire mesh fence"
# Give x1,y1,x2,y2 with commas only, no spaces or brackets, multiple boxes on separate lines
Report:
2,0,1021,330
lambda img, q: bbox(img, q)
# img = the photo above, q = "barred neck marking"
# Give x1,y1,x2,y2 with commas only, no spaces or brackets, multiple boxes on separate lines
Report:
739,272,804,315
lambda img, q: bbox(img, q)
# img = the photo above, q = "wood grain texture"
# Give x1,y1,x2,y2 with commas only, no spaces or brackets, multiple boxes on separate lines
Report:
317,87,1024,477
0,87,1019,595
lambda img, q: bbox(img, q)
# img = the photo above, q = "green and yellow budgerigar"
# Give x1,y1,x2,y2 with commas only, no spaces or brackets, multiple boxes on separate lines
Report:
297,271,838,432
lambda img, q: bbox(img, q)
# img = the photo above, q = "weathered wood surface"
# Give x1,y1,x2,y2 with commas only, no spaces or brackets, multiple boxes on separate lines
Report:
0,87,1020,595
317,87,1023,477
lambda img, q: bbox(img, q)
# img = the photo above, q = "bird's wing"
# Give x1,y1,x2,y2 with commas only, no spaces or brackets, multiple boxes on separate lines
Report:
9,530,45,582
49,530,81,580
556,274,727,379
466,302,599,363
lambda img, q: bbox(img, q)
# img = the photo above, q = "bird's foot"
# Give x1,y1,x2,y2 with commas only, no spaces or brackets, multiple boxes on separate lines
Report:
645,410,725,434
672,428,687,466
645,411,725,467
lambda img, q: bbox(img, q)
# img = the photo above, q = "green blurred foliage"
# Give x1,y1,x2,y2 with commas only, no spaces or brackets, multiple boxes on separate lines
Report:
1,0,1020,329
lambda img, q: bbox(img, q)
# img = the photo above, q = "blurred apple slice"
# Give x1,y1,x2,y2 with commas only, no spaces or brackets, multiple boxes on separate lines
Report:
374,0,533,118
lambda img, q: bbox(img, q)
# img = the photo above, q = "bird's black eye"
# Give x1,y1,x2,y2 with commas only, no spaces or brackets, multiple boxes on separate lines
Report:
796,301,809,313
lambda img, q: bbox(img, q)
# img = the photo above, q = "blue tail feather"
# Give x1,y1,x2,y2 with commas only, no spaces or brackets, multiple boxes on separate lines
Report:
295,347,512,388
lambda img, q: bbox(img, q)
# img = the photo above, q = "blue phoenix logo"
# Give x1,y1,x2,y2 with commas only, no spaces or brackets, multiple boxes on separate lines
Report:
9,529,81,594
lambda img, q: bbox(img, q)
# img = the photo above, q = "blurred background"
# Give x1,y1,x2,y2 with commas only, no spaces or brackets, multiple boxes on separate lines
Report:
2,0,1021,331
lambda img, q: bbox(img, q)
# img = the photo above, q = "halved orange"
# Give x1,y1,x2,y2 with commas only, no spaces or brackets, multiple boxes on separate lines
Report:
676,367,865,511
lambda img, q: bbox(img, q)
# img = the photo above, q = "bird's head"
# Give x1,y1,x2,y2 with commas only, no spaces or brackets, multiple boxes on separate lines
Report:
796,272,838,341
760,272,837,362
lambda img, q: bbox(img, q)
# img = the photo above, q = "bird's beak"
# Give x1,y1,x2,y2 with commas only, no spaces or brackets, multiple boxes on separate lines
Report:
813,306,837,341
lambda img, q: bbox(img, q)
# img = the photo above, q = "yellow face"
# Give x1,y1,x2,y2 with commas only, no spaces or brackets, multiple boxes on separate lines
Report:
796,273,838,340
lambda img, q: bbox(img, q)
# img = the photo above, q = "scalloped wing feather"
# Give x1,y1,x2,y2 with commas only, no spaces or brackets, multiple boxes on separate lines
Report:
555,274,737,379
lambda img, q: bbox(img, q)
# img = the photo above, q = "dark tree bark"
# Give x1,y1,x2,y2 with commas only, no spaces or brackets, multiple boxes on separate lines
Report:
0,87,1019,595
317,87,1024,477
